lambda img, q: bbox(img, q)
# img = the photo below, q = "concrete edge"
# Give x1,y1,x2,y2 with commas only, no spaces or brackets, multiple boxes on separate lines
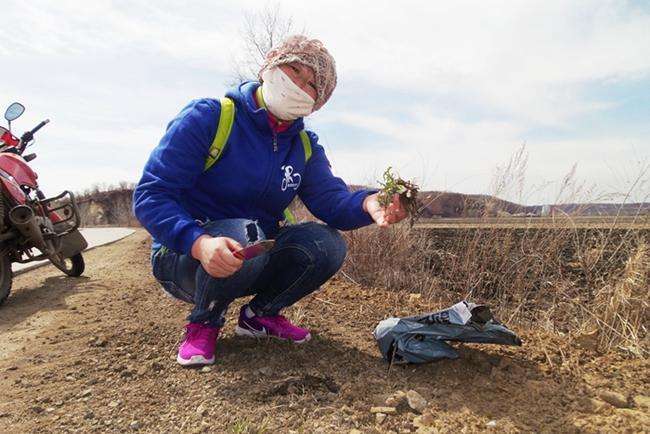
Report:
12,230,136,277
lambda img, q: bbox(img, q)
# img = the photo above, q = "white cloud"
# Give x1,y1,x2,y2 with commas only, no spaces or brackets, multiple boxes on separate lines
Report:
0,0,647,204
283,0,650,125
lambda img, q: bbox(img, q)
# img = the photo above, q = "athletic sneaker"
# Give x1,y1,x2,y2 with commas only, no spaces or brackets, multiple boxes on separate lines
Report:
177,323,220,366
235,305,311,343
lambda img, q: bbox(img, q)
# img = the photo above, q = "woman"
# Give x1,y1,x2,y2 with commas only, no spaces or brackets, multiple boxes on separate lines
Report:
133,35,407,366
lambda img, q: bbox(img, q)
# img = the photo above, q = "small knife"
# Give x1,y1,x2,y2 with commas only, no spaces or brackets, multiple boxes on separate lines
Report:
232,239,275,260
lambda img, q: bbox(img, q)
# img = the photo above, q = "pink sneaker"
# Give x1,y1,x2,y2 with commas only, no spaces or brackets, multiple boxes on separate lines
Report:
235,305,311,343
177,323,220,366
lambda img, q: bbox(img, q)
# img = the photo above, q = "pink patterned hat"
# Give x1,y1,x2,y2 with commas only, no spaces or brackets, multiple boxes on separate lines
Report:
259,35,337,111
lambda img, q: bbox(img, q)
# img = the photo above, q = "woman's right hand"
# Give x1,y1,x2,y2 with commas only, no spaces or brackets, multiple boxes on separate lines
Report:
191,235,244,278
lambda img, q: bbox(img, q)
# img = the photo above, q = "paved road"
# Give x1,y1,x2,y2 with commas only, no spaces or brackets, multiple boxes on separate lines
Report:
12,227,136,274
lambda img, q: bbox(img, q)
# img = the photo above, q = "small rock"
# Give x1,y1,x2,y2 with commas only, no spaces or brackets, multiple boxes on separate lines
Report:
413,413,435,428
80,389,93,397
130,420,141,430
90,337,107,347
370,406,397,414
599,390,629,408
200,366,212,373
65,375,75,381
6,366,18,371
387,390,409,409
108,400,120,408
632,395,650,409
31,406,44,414
45,407,56,413
408,293,422,302
406,390,428,413
376,412,387,424
486,420,497,428
84,411,95,420
385,397,398,407
196,404,208,417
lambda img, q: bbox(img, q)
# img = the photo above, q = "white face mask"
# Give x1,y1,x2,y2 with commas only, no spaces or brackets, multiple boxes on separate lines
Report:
260,67,315,121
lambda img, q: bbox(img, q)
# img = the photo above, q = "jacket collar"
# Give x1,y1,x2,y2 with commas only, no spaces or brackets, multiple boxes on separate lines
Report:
227,81,304,136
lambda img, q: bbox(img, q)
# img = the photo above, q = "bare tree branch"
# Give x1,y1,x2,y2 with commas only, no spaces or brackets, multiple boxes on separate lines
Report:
228,3,299,86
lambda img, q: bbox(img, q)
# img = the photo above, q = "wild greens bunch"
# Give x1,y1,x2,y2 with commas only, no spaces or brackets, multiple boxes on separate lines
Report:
378,167,420,225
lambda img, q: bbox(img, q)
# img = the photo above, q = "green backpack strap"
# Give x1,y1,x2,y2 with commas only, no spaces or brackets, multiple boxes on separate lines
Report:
299,130,312,162
204,97,235,171
282,130,313,225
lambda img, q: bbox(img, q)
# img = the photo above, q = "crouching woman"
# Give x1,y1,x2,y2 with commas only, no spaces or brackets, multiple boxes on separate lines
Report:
133,35,407,366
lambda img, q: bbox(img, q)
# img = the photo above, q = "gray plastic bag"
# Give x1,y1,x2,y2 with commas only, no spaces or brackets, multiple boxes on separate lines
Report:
373,301,522,364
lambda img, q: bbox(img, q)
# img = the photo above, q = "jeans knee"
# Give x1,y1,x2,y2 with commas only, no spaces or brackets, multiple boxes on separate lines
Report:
299,223,347,275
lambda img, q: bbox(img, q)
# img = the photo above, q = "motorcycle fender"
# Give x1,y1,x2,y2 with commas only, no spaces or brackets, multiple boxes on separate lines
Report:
0,175,26,204
58,229,88,258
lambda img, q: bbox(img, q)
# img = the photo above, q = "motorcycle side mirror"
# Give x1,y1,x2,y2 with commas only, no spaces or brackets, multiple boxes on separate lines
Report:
5,103,25,122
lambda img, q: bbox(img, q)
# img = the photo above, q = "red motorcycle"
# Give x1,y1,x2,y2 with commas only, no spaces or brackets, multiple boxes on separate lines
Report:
0,102,88,305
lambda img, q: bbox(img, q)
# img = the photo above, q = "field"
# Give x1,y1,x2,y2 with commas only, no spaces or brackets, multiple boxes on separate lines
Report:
0,229,648,433
415,216,650,229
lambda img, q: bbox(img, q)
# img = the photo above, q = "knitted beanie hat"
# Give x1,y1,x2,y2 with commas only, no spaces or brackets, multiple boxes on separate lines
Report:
259,35,337,111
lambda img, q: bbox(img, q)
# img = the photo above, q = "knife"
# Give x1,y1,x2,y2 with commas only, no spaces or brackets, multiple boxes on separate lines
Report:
232,239,275,260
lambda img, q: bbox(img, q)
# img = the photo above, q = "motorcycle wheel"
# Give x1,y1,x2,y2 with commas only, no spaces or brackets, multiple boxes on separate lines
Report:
0,252,12,306
52,253,85,277
0,196,11,306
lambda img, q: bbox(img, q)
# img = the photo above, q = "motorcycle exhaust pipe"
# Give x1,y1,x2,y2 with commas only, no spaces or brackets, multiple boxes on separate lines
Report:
8,205,50,253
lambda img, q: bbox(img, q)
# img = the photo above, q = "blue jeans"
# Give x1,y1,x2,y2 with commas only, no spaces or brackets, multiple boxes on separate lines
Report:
150,219,347,327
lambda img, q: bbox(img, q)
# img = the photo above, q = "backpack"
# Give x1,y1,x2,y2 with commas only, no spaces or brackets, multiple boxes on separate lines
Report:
203,97,312,225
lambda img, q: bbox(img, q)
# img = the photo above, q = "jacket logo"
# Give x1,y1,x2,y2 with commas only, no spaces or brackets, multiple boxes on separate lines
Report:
281,165,301,191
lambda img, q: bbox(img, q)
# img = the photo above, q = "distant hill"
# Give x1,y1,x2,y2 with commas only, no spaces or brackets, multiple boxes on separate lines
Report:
416,190,650,218
523,202,650,217
75,183,649,227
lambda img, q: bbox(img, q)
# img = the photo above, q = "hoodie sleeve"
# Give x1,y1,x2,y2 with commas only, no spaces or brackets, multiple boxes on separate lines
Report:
133,99,218,254
298,131,376,230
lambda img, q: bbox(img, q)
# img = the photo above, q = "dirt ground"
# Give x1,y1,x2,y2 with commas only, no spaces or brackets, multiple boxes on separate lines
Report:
0,230,648,433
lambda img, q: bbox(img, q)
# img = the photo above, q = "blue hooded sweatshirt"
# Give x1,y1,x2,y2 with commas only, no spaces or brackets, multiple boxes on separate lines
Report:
133,81,375,254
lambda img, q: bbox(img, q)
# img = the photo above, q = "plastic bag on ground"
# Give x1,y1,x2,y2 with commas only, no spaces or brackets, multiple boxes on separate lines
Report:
373,301,522,364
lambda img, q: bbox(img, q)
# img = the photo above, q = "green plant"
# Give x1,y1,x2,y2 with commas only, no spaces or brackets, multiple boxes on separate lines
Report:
378,167,420,224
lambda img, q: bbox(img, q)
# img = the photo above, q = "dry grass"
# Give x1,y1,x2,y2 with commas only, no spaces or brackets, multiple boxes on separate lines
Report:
591,242,649,355
342,148,649,357
341,221,648,355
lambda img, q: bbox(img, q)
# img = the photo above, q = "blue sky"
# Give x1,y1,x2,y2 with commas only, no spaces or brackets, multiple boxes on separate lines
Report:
1,0,648,205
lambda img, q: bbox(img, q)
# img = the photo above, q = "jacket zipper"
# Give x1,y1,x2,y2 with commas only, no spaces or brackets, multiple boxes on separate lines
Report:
253,132,279,214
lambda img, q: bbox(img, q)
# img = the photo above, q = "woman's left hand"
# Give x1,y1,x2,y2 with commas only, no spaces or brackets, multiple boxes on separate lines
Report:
363,192,409,227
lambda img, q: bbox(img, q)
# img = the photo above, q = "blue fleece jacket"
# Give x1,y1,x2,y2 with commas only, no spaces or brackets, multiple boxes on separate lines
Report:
133,81,375,254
